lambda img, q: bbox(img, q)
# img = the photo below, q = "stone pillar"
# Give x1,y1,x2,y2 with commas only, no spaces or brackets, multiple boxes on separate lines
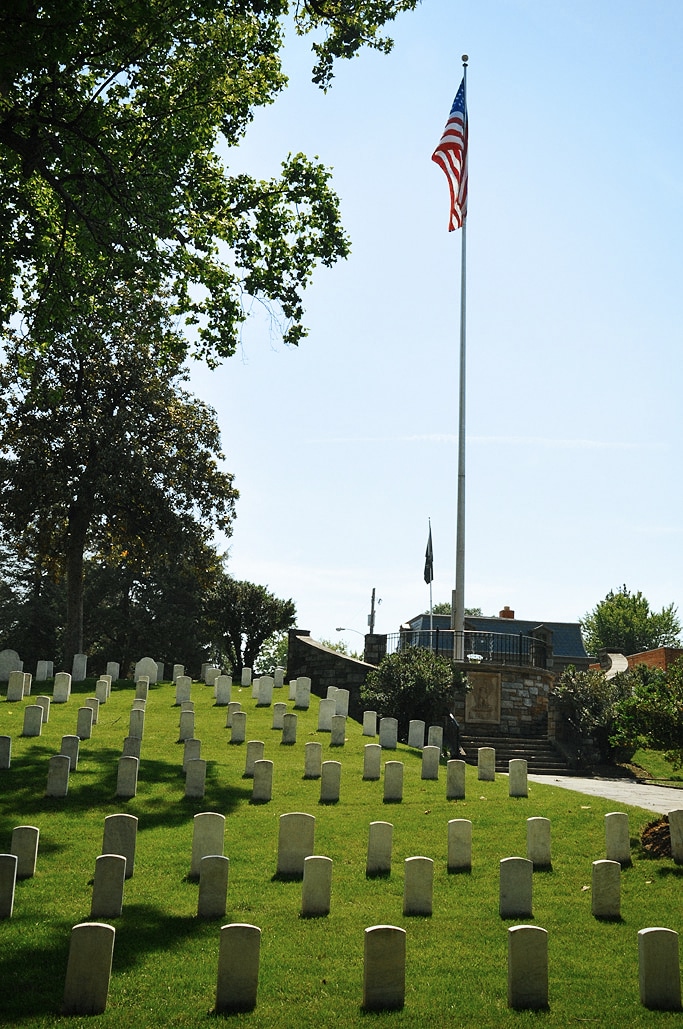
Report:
301,855,332,917
448,819,472,872
215,923,260,1013
62,922,115,1015
507,925,549,1010
366,821,393,877
362,925,406,1011
638,927,681,1010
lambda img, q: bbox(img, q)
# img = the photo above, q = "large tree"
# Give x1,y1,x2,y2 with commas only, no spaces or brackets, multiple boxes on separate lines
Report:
209,576,296,675
0,285,237,668
0,0,420,361
580,586,681,657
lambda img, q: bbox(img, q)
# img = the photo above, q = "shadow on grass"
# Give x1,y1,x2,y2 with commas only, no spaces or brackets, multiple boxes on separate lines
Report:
0,749,251,837
0,914,73,1019
656,865,683,878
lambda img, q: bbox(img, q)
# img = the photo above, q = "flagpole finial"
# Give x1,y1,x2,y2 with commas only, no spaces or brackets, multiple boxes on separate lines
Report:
461,54,468,65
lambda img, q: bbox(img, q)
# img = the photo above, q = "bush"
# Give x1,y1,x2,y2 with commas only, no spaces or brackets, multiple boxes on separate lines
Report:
361,647,467,737
551,666,634,764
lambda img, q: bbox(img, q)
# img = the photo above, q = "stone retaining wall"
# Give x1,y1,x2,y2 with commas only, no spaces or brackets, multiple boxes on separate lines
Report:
286,630,375,722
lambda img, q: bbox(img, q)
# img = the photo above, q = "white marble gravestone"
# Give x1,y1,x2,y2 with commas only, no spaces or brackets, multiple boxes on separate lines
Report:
362,925,406,1011
62,922,115,1015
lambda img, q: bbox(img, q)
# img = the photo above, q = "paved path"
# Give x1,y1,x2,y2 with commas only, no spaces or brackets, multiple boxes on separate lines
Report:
528,774,683,814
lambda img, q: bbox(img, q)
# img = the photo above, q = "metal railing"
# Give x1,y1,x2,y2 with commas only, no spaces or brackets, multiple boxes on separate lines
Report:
385,629,547,668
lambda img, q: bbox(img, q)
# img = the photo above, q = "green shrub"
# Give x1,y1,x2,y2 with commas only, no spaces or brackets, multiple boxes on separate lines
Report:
361,646,467,737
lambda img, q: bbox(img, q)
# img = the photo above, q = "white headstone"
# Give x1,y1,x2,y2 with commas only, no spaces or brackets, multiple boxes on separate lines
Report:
244,740,265,778
46,754,70,797
669,809,683,864
252,759,273,803
53,671,72,703
116,756,139,798
62,922,115,1015
509,758,528,797
231,710,247,744
304,741,323,779
379,717,398,750
191,812,225,877
408,719,425,749
60,735,80,770
106,662,120,682
22,705,43,737
638,927,681,1010
335,688,350,717
605,811,631,866
448,818,472,872
198,855,229,919
226,701,241,728
175,675,192,705
134,657,157,684
403,856,433,916
76,706,94,740
317,698,336,732
421,745,440,780
257,676,274,706
294,677,311,710
272,702,287,729
362,925,406,1011
320,760,341,803
35,660,52,681
102,813,138,879
71,653,87,682
363,744,381,781
282,712,297,745
0,736,11,769
215,675,231,706
478,747,496,781
526,817,551,869
277,812,315,877
91,854,126,919
507,925,549,1010
301,855,332,917
366,821,393,877
330,714,346,747
427,724,443,751
446,759,466,800
0,853,17,918
241,667,252,687
362,710,377,736
500,857,533,918
0,649,21,681
383,761,403,803
185,758,206,798
11,825,40,879
591,859,621,919
215,923,260,1013
6,671,25,702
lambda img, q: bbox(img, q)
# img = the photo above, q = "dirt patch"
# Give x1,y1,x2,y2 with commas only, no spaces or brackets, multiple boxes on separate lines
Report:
640,816,671,859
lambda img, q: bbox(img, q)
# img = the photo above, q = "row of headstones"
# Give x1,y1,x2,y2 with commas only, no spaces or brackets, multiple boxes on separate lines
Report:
0,651,118,684
59,917,682,1016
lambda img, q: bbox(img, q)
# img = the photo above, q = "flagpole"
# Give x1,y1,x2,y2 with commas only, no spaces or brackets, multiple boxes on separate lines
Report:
453,54,468,661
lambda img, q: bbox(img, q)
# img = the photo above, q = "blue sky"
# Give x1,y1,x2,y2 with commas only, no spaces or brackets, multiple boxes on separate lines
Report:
189,0,683,651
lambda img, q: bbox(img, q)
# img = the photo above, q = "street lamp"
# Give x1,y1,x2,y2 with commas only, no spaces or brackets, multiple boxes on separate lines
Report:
335,627,364,637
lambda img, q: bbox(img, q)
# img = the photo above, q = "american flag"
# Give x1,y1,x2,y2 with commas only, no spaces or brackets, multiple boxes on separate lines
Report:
432,78,468,231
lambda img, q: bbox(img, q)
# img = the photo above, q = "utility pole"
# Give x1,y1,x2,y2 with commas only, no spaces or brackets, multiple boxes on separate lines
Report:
368,587,376,634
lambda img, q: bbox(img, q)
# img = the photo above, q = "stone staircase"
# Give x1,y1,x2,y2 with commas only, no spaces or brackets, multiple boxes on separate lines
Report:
459,732,572,775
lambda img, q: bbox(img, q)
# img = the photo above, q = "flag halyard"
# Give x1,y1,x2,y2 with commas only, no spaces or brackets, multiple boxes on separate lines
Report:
432,77,468,231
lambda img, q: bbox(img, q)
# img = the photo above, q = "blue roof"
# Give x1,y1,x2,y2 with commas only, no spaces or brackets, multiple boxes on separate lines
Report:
406,613,587,659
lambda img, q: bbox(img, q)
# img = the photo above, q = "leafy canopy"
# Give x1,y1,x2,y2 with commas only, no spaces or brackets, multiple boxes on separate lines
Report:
580,585,681,656
0,0,420,361
209,576,296,674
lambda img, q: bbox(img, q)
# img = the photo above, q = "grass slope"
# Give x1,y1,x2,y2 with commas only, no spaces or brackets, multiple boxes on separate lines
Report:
0,678,681,1028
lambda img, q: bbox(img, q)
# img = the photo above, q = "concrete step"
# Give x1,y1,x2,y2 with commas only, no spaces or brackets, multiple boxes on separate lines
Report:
460,734,571,774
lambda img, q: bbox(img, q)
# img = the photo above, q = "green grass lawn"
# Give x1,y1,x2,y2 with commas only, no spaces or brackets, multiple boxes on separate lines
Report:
0,678,681,1028
631,748,683,784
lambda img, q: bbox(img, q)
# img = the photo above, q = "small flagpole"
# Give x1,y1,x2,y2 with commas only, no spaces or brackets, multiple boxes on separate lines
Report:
453,54,468,661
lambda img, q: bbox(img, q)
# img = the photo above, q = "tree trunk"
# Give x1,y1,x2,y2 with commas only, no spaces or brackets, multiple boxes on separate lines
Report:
63,502,89,670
